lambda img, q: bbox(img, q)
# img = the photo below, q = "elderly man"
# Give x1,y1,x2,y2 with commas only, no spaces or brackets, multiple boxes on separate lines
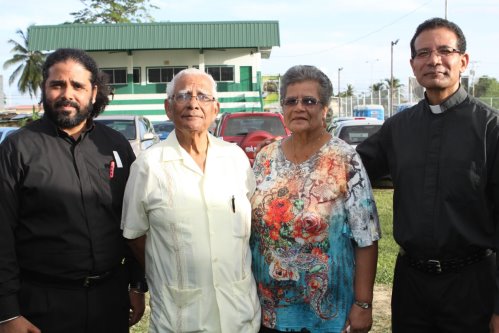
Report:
357,18,499,332
121,68,261,333
0,48,146,333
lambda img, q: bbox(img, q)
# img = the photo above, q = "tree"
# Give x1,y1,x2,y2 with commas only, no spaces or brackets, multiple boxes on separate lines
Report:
370,81,385,93
343,84,355,97
3,29,46,99
71,0,158,23
384,77,403,90
473,76,499,97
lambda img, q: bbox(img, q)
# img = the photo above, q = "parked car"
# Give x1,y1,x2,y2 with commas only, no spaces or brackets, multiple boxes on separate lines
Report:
0,127,19,144
94,115,160,156
153,120,175,140
330,118,383,148
331,118,392,188
215,112,291,165
394,102,417,115
327,116,379,132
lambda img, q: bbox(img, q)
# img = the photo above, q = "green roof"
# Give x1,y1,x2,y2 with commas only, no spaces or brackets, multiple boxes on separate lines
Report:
28,21,280,52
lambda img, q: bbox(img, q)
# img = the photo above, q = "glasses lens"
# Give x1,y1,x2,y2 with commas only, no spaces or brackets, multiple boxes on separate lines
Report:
437,47,454,56
302,97,319,105
415,49,431,58
174,93,189,103
197,94,213,103
283,98,298,106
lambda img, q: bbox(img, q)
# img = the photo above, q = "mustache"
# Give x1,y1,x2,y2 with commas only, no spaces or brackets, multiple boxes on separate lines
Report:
54,99,80,110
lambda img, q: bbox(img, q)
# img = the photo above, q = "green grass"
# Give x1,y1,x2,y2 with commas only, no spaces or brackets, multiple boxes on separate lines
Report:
131,189,396,332
373,188,397,285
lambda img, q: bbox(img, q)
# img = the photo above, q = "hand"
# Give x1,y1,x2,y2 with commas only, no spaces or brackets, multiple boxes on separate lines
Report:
490,313,499,333
255,136,281,155
128,289,146,326
0,316,41,333
342,304,372,333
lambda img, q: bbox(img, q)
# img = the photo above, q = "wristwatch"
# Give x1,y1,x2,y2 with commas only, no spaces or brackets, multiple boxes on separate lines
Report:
354,300,372,309
129,280,148,293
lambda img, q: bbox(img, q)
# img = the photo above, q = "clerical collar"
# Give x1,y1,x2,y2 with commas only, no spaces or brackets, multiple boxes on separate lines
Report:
425,86,468,114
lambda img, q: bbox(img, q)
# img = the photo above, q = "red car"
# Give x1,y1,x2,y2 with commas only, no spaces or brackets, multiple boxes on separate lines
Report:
215,112,291,165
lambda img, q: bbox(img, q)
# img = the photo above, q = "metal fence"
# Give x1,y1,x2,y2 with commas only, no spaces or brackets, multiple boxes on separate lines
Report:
335,93,499,119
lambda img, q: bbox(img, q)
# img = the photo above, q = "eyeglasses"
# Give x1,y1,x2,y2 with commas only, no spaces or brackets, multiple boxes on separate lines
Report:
171,93,216,104
281,97,322,107
413,46,462,59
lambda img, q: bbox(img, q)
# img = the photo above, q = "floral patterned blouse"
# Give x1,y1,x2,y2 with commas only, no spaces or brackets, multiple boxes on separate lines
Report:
250,136,381,333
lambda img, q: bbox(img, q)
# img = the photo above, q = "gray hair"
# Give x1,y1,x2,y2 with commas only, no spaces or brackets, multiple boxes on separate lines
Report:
166,68,218,99
280,65,333,105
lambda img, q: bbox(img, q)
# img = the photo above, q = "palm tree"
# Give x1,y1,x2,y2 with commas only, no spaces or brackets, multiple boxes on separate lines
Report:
3,28,46,100
343,84,355,97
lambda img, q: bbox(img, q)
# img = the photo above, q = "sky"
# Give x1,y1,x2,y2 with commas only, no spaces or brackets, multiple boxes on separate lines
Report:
1,0,498,106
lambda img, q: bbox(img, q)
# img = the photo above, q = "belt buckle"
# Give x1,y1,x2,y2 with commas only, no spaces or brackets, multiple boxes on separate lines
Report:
427,259,442,273
83,274,106,287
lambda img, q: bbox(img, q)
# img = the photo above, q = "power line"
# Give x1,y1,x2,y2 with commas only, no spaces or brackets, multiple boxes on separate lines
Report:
274,0,432,58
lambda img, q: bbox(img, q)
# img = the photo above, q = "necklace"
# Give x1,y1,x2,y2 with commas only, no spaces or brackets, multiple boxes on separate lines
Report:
291,131,329,164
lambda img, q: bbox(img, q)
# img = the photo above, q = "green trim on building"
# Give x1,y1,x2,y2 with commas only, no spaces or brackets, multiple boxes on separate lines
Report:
101,109,166,116
28,21,280,51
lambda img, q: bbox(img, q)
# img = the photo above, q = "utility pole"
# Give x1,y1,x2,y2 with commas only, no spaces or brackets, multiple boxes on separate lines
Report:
390,39,399,117
338,67,343,117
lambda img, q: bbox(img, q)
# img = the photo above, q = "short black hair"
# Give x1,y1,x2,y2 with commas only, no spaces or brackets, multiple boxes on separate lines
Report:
410,17,467,59
42,48,110,117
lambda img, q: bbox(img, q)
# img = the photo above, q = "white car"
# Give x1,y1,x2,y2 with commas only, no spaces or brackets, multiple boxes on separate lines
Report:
0,127,19,144
330,118,383,148
94,115,160,156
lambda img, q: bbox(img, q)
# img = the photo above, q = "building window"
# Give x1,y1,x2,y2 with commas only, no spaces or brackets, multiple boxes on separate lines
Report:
148,67,187,83
206,66,234,82
102,68,140,84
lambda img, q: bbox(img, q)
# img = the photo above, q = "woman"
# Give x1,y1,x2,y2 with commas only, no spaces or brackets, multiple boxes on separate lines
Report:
251,65,380,333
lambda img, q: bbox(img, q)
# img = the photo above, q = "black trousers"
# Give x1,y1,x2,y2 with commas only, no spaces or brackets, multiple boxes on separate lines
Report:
391,252,495,333
19,266,130,333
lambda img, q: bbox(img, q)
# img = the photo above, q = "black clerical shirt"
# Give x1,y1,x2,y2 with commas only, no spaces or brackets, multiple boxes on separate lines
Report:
0,115,136,320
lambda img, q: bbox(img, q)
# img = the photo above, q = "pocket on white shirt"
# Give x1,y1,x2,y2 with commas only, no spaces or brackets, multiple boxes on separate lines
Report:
163,285,204,332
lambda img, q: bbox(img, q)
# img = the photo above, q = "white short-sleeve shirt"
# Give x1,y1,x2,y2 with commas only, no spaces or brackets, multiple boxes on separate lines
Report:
122,132,260,333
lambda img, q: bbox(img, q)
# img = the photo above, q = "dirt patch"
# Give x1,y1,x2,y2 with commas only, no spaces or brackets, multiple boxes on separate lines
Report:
372,284,392,332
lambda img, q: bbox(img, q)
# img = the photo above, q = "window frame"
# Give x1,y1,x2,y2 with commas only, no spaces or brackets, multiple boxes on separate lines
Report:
205,66,235,82
147,66,188,83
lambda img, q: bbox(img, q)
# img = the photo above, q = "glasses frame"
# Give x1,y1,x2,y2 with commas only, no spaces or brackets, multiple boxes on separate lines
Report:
171,93,216,104
412,46,462,60
280,97,322,108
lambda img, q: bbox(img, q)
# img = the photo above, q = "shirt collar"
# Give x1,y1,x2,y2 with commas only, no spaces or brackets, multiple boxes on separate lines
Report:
160,131,231,162
425,85,468,114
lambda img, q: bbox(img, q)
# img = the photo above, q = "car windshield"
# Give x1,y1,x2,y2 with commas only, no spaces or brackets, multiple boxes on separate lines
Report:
153,122,174,134
224,116,286,136
95,119,136,140
338,124,382,145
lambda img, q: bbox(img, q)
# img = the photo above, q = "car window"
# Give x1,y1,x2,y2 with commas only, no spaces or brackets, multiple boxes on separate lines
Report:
95,119,136,140
224,116,286,136
338,125,382,145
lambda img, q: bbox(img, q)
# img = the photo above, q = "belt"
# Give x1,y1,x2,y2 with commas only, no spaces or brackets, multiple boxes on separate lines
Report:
21,268,117,288
399,248,494,274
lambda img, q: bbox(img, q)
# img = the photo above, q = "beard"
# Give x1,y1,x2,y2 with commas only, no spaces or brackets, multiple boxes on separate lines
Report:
43,96,94,129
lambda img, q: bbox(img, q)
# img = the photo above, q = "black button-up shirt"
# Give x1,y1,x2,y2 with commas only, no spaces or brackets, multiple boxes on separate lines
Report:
0,115,136,320
357,87,499,259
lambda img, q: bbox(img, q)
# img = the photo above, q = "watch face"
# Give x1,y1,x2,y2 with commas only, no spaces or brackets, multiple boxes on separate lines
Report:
355,301,371,309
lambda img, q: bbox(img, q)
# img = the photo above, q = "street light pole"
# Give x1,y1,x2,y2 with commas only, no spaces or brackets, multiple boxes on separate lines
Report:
366,59,379,104
390,39,399,117
338,67,343,117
